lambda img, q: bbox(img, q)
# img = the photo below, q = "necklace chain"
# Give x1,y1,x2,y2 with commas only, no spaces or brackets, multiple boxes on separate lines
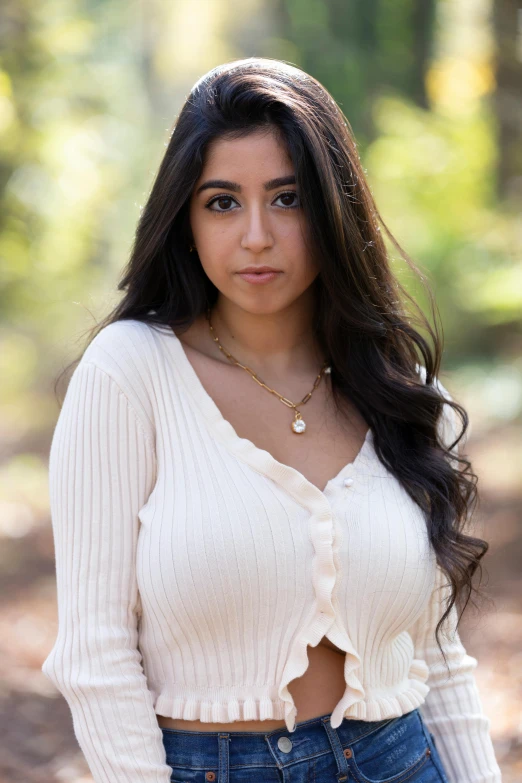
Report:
205,306,330,434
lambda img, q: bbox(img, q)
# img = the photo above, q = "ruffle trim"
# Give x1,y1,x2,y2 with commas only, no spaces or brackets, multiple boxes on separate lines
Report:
154,685,286,723
339,672,431,726
152,667,431,728
276,504,367,733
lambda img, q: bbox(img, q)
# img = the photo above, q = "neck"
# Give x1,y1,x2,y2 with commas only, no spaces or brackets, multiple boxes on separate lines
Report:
208,294,325,376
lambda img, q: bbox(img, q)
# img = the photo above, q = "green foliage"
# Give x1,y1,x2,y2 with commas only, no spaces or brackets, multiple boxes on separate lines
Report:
0,0,520,434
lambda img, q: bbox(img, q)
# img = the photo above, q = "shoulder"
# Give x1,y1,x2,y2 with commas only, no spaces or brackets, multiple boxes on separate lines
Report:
83,318,158,367
78,318,164,434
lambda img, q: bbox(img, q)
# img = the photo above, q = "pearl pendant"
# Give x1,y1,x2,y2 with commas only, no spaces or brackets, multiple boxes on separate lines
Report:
291,412,306,434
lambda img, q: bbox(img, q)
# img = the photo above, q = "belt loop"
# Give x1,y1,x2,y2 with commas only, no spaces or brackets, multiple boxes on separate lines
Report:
217,733,230,783
322,717,349,782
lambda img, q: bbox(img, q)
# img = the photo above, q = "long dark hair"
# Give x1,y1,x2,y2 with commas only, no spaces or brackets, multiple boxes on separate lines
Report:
56,56,489,666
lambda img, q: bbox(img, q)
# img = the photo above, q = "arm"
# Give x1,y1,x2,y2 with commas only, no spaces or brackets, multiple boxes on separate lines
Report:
41,360,172,783
409,376,502,783
410,563,501,783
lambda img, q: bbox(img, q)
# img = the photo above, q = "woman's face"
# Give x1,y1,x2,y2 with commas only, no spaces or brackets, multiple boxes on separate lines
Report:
189,127,320,316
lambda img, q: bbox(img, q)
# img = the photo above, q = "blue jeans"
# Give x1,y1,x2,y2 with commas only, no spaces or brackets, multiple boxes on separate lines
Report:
161,707,450,783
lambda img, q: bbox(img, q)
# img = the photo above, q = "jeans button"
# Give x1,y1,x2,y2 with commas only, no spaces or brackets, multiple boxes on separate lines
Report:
278,737,293,752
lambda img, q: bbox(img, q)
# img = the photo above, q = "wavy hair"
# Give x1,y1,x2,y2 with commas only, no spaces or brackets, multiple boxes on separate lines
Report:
56,56,489,668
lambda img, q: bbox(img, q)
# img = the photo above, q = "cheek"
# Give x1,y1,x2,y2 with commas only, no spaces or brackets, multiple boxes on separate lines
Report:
198,252,231,290
192,214,236,257
290,230,319,280
289,219,317,265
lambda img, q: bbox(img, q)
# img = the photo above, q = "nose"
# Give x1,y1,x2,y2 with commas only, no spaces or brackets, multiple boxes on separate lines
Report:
241,203,274,252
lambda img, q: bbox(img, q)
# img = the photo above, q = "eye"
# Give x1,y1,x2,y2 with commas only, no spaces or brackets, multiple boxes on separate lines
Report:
204,191,300,214
205,194,239,213
273,191,300,208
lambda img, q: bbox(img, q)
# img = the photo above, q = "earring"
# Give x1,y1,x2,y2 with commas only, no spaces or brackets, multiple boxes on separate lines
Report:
189,243,196,253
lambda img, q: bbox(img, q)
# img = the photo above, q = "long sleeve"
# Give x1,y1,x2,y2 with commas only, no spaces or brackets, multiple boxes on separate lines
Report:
410,564,502,783
409,375,501,783
41,359,172,783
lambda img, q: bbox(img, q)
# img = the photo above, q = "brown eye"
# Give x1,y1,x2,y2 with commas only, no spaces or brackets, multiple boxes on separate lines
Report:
206,195,238,213
274,191,299,208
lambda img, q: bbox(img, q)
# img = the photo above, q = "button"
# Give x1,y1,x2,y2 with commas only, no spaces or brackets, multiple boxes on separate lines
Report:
205,773,216,781
343,477,354,487
278,736,293,752
343,748,353,758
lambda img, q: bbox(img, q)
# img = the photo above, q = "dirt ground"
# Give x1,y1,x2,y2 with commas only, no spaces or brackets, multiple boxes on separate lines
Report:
1,426,520,783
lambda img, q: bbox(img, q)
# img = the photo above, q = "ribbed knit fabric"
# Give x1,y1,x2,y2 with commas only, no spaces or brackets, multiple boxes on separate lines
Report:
41,318,502,783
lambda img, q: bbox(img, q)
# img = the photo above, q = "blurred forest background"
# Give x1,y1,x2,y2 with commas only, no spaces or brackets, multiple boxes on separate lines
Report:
0,0,521,781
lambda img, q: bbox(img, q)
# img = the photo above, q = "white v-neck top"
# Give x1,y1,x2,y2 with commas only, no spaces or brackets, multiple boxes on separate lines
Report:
41,318,501,783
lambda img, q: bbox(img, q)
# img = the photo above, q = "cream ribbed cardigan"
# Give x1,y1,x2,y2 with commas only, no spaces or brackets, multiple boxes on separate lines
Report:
41,318,502,783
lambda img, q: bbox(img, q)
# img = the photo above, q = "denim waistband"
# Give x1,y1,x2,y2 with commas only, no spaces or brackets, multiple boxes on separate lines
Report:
161,708,410,769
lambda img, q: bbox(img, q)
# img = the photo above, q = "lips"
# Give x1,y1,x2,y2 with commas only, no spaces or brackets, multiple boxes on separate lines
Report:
236,269,283,285
237,267,281,274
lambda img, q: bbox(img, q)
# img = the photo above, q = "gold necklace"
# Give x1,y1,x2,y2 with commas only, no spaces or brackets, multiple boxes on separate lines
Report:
206,306,331,434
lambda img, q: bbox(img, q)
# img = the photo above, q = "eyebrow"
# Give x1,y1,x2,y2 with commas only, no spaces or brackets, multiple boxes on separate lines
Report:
195,174,296,196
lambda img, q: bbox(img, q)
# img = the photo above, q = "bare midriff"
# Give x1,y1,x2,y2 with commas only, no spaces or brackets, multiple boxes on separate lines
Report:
156,636,346,732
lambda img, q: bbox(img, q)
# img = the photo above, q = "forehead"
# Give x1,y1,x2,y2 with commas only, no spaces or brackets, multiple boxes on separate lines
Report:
201,128,292,174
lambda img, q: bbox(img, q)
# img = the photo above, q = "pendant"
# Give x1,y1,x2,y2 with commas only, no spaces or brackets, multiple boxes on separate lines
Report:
291,410,306,434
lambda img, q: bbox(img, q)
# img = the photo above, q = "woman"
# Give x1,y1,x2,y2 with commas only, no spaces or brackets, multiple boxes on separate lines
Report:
41,58,502,783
